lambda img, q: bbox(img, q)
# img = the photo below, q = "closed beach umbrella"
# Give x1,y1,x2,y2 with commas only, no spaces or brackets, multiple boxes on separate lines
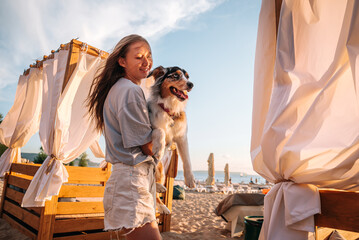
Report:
224,163,230,186
206,153,215,186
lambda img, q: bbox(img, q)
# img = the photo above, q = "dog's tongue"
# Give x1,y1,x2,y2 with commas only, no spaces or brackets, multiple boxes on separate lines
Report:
179,91,188,99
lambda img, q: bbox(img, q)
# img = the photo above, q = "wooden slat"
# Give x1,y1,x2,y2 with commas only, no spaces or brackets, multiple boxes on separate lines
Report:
54,217,104,233
66,166,111,183
38,196,58,240
5,187,24,204
58,185,105,198
57,202,104,215
2,213,37,240
3,200,40,230
4,188,42,215
11,163,40,176
7,174,32,190
315,189,359,232
53,231,113,240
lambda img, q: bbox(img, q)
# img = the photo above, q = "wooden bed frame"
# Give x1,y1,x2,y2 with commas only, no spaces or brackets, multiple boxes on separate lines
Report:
0,148,178,240
314,190,359,239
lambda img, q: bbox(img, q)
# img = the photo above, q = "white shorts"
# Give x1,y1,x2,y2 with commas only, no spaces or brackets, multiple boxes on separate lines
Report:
103,160,156,232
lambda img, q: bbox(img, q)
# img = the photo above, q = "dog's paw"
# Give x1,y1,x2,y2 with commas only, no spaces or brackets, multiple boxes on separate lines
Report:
154,148,165,161
156,183,167,193
184,173,196,188
158,204,171,214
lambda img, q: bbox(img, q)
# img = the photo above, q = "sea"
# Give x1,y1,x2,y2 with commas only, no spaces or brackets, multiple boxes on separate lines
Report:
175,170,267,184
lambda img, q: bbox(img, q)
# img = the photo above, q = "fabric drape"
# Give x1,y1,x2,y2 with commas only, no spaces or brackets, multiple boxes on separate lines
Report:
22,51,104,207
0,68,43,176
39,50,68,156
251,1,359,239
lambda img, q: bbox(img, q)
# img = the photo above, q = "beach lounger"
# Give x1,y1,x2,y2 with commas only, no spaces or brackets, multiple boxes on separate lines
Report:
222,185,235,195
215,193,264,238
195,185,207,193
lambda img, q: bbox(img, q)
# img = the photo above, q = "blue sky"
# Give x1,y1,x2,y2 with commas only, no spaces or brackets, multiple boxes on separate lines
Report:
0,0,261,173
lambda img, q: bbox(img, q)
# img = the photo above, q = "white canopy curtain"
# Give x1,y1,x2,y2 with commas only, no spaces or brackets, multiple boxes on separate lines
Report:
22,50,104,207
39,50,69,154
0,68,43,177
251,1,359,239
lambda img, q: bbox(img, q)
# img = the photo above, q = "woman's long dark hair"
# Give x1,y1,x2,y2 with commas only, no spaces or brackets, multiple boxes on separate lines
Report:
87,34,150,131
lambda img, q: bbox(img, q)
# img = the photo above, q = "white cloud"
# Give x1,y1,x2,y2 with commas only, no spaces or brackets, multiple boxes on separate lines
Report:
0,0,224,98
221,154,232,159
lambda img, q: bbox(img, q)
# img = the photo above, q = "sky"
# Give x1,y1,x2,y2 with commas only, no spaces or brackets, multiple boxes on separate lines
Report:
0,0,262,174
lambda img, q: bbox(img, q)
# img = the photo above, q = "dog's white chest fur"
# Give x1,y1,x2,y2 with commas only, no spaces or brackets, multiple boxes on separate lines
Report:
148,100,187,145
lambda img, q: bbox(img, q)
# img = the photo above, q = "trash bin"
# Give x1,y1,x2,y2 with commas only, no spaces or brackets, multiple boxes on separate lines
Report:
173,185,185,200
244,216,263,240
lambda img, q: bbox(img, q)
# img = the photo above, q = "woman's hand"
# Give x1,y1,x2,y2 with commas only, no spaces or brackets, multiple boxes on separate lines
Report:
141,141,153,156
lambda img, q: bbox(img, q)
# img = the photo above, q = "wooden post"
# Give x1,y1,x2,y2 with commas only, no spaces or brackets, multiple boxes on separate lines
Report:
62,40,80,93
0,172,9,217
162,147,178,232
275,0,283,38
37,196,58,240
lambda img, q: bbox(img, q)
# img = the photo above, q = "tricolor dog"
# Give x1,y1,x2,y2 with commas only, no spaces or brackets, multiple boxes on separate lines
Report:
147,66,196,214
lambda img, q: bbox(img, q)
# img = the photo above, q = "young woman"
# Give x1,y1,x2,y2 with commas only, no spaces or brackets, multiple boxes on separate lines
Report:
88,34,162,240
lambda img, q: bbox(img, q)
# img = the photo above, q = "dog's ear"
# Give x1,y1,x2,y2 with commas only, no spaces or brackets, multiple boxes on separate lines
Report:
147,66,166,80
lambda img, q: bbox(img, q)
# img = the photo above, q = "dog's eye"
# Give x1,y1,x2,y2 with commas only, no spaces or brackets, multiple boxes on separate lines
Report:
173,73,179,79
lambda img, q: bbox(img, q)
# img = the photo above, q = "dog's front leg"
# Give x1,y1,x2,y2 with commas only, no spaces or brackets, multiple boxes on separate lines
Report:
152,128,166,161
175,135,196,188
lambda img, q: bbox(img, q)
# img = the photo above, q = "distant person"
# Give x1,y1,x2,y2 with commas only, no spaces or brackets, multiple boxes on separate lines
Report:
249,177,254,184
87,34,161,240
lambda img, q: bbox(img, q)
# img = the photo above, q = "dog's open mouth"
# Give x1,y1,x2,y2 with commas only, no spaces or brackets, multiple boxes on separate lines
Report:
170,87,188,101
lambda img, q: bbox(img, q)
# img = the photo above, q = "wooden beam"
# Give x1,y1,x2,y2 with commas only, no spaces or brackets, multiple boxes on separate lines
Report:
71,39,109,59
5,187,24,205
66,166,111,183
2,213,37,240
58,185,105,198
7,174,32,190
3,200,40,230
56,202,104,215
54,217,104,233
315,189,359,233
23,39,109,76
0,172,9,217
37,196,58,240
53,231,113,240
161,148,178,232
62,39,109,93
62,40,79,93
275,0,283,37
11,163,40,176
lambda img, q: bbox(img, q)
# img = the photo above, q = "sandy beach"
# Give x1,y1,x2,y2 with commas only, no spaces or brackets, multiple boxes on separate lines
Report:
161,191,239,240
2,178,359,240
